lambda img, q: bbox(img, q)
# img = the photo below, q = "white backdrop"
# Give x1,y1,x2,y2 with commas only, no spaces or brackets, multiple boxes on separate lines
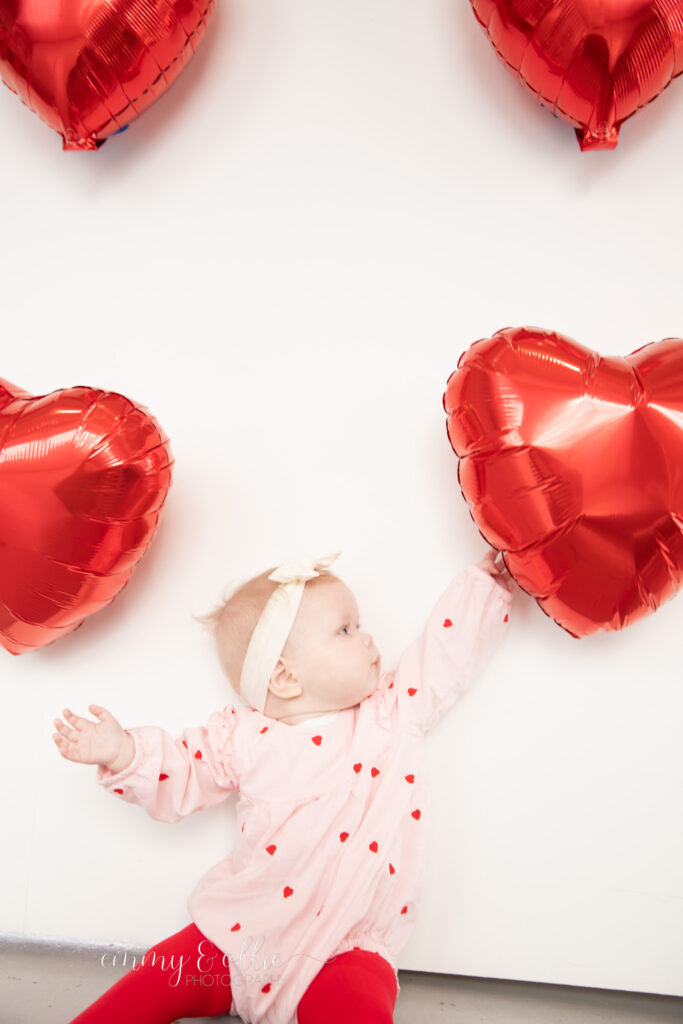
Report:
1,0,682,1001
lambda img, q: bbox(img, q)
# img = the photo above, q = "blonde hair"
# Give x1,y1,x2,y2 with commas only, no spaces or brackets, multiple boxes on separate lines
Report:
195,566,340,699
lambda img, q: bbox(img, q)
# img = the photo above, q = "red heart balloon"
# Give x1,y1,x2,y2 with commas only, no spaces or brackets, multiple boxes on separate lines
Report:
0,377,173,654
0,0,214,150
469,0,683,150
443,327,683,637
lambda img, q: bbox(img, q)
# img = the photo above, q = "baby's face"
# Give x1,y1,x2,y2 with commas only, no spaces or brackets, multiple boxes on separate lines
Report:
282,579,381,711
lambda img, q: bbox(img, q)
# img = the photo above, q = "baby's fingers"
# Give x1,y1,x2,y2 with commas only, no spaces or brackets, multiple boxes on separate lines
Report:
88,704,115,723
60,707,91,731
53,716,74,739
52,732,82,762
53,713,91,751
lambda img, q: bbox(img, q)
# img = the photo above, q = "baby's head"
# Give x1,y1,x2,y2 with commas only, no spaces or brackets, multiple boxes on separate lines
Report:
199,553,381,724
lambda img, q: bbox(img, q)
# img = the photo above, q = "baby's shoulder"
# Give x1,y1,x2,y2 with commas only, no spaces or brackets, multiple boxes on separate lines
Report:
364,668,399,733
214,702,269,739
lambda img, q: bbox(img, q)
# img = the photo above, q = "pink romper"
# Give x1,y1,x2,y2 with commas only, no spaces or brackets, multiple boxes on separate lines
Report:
96,564,511,1024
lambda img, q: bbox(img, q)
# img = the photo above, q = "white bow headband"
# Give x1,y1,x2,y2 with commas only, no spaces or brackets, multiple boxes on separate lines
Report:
239,552,342,714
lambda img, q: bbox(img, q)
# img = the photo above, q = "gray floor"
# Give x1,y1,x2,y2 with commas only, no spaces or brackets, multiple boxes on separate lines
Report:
1,935,681,1024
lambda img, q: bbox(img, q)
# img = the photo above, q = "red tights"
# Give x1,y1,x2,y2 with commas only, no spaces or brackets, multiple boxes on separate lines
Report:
68,920,399,1023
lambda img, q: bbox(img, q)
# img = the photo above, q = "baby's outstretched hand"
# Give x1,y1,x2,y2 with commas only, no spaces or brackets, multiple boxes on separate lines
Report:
52,705,129,770
475,548,513,591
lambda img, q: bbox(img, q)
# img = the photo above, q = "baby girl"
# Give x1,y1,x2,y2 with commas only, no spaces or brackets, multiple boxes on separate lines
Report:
53,548,512,1024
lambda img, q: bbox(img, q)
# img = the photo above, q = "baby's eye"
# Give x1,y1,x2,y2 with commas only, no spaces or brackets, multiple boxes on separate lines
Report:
339,626,350,635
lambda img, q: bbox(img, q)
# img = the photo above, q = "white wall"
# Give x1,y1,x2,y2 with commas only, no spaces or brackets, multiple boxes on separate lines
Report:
1,0,682,999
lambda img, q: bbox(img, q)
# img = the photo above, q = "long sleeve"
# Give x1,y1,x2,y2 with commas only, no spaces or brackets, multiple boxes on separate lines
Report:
383,565,512,735
95,705,239,822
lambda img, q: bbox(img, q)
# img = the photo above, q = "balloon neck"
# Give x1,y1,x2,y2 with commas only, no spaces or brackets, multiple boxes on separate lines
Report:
576,123,620,151
60,128,102,152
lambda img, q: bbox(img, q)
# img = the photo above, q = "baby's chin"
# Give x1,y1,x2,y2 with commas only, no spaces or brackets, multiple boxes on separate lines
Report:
366,661,381,692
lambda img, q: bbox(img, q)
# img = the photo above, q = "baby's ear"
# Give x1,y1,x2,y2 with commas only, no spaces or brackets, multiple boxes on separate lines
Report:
268,658,302,699
269,658,285,684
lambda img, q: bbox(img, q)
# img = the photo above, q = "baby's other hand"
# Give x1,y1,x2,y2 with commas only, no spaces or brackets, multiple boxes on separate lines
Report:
52,705,128,769
475,548,513,591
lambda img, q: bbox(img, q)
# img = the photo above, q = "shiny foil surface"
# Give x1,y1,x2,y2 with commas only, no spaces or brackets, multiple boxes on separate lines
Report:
443,326,683,637
469,0,683,150
0,0,215,150
0,377,173,655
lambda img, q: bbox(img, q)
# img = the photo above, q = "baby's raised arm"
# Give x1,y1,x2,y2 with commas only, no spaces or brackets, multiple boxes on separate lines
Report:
54,704,240,823
381,550,512,735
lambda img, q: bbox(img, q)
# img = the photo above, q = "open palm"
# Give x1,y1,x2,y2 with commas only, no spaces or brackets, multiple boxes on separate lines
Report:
52,705,126,767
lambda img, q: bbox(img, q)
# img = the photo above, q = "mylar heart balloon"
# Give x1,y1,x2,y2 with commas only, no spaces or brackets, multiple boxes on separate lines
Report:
443,327,683,637
0,377,173,654
0,0,214,150
469,0,683,150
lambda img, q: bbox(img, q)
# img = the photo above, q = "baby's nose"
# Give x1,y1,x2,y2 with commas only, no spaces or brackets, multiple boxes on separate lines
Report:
362,631,373,646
